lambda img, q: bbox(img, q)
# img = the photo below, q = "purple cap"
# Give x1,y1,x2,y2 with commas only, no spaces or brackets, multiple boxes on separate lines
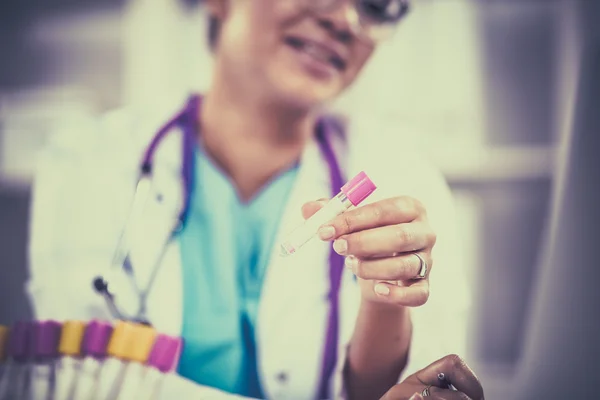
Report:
32,320,62,359
147,334,182,373
7,321,32,361
81,320,113,359
341,171,377,206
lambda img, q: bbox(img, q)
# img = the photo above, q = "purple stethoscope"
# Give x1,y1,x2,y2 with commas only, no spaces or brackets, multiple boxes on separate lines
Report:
93,94,345,399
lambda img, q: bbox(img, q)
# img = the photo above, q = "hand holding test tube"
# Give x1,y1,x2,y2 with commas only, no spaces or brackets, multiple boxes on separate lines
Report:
280,171,377,256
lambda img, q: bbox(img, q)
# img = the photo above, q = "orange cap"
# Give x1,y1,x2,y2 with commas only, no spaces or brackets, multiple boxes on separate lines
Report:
58,321,86,356
0,325,9,361
107,321,156,363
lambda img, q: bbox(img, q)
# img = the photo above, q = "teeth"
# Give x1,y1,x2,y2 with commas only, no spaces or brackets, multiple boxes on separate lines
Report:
285,37,344,70
303,43,336,66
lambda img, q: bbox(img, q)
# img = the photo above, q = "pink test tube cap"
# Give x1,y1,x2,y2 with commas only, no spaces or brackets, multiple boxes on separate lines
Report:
341,171,377,206
82,320,113,359
147,334,183,373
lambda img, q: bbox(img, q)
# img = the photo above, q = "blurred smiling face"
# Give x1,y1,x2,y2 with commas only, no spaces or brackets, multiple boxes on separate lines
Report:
207,0,409,108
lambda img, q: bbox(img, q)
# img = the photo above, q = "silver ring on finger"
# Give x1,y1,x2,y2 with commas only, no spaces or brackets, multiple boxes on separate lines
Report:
421,385,432,396
414,253,428,279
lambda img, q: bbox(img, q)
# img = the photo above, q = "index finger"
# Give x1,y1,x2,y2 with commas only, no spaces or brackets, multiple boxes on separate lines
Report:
319,197,423,240
416,354,484,400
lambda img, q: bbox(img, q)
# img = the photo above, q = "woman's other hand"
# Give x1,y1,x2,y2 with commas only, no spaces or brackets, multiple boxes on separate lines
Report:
303,196,436,307
380,354,485,400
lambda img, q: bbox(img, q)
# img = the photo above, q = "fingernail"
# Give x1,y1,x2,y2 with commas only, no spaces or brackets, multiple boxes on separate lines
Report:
333,239,347,255
374,283,390,296
318,226,335,240
409,394,424,400
345,256,358,270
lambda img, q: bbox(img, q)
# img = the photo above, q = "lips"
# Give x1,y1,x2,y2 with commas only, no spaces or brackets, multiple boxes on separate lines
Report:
284,36,347,71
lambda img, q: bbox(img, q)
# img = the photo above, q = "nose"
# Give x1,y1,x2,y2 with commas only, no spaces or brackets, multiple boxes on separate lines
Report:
314,1,358,43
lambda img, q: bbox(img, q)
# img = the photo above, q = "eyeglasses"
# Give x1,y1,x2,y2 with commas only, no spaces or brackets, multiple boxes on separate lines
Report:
303,0,411,41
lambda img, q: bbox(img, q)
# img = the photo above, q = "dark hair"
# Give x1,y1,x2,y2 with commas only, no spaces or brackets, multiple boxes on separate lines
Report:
181,0,220,50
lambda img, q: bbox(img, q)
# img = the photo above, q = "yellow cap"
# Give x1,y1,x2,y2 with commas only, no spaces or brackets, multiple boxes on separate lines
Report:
58,321,86,356
0,325,9,361
107,321,136,359
123,324,156,363
107,321,156,362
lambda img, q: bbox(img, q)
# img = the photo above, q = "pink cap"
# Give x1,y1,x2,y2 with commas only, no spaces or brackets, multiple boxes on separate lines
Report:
147,334,182,373
82,320,113,359
340,171,377,206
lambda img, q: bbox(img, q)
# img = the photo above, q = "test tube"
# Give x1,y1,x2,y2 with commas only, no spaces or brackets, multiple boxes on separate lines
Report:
53,321,86,400
279,171,377,256
0,326,9,381
136,334,183,400
94,321,156,400
28,320,62,400
0,321,32,400
70,320,113,400
113,324,157,400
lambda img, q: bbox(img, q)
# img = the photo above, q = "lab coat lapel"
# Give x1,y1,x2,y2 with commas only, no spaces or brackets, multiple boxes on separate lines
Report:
257,136,334,398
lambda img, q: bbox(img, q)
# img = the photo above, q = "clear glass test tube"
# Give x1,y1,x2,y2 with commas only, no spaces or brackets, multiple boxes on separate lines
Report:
0,321,32,400
29,320,62,400
279,171,377,257
136,334,183,400
113,323,157,400
94,321,156,400
53,321,86,400
70,320,113,400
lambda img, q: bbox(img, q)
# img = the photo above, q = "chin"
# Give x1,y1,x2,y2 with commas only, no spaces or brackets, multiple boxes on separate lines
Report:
269,74,343,111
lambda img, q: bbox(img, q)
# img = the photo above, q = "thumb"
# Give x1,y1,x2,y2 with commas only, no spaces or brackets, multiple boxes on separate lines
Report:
408,394,424,400
301,198,328,220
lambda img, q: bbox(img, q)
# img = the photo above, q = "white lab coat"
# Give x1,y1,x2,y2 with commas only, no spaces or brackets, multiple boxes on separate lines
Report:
26,100,470,399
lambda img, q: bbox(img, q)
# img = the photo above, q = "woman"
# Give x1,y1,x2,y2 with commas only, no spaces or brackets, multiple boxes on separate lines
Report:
27,0,476,398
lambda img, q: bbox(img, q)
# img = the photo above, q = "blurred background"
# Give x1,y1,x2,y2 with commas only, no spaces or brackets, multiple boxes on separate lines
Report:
0,0,598,399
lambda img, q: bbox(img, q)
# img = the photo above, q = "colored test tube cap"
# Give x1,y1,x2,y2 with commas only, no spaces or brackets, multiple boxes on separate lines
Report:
82,320,113,359
0,325,9,361
7,321,32,361
107,321,136,359
32,320,62,359
147,334,183,373
59,321,86,356
123,324,157,363
341,171,377,206
107,321,156,362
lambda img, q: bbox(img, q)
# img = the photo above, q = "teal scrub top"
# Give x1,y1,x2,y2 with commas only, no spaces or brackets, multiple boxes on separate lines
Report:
177,146,299,398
